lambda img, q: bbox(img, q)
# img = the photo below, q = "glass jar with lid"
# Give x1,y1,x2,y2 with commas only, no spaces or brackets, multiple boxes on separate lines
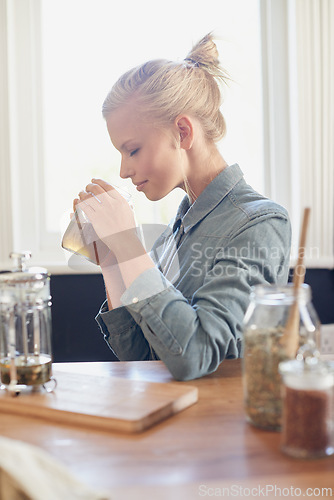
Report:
242,283,320,431
279,356,334,458
0,252,54,392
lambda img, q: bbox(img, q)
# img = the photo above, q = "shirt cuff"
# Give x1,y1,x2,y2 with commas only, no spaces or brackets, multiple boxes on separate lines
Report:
96,299,138,337
121,267,172,310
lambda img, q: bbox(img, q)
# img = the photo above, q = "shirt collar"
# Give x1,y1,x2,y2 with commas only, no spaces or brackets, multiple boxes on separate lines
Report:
172,163,244,233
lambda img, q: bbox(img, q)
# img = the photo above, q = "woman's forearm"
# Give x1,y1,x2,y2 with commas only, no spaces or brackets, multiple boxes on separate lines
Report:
100,232,155,310
100,259,126,310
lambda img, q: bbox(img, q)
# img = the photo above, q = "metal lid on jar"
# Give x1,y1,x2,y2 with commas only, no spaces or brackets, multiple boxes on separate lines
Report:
250,283,311,305
0,251,49,285
0,268,49,284
279,356,334,390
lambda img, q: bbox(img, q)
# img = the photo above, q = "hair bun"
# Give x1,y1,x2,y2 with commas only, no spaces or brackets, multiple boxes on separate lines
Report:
184,32,220,71
103,31,229,143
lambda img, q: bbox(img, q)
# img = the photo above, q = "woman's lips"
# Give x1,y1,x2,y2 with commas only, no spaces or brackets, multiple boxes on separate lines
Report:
136,181,148,191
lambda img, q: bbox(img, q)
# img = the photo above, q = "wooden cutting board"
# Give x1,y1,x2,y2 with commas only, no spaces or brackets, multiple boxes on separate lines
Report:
0,370,198,433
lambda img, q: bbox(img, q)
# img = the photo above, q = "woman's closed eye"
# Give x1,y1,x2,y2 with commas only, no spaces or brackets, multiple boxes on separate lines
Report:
130,148,139,157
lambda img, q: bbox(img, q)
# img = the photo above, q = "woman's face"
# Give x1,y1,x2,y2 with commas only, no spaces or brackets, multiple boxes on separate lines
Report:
106,104,186,201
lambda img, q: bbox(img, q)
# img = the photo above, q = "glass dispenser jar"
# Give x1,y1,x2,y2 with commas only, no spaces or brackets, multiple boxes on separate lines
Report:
242,283,320,431
0,252,54,392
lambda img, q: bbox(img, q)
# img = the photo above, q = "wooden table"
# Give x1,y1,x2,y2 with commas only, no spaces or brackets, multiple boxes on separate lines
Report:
0,359,333,499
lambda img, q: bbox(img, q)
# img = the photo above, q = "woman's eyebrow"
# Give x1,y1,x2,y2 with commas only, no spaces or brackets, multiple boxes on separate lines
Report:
120,139,137,151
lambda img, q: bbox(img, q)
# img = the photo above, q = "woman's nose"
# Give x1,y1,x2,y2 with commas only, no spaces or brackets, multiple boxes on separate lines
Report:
119,159,134,179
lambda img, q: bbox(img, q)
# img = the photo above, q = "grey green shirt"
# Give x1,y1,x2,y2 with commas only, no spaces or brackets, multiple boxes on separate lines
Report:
96,164,291,380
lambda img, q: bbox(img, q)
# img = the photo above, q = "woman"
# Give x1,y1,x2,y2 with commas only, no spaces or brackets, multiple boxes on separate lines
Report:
74,33,291,380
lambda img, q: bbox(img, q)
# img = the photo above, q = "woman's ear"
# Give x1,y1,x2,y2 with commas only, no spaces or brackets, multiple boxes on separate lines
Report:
175,115,194,150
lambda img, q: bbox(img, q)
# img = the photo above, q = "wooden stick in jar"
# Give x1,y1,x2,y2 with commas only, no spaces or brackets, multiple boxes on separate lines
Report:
280,207,311,358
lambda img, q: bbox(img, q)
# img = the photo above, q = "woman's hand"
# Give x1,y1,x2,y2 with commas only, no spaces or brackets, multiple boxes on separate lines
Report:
75,178,154,291
76,179,137,257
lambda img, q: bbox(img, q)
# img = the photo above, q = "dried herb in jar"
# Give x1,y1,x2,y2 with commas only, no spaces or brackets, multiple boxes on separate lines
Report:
242,283,321,432
281,386,331,457
243,328,289,430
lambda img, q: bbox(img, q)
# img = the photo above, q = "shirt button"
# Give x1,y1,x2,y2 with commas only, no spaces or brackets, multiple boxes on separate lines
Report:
132,297,139,304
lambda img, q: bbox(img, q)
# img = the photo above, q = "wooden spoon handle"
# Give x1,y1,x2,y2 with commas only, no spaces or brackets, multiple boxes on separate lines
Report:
281,207,311,357
293,207,310,290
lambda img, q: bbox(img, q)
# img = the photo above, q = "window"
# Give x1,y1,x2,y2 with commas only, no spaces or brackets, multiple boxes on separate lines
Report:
2,0,264,271
2,0,332,272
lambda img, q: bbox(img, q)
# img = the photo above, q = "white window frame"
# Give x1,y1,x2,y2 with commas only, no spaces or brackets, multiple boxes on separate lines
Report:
260,0,301,262
1,1,49,267
261,0,334,268
0,0,13,270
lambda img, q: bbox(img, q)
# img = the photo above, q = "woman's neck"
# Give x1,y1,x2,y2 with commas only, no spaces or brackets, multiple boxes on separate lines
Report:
183,143,228,203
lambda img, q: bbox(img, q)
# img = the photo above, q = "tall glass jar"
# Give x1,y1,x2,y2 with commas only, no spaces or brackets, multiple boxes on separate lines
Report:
242,283,320,431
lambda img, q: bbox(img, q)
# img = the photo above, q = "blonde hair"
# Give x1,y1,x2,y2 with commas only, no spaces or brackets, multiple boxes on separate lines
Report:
102,33,229,142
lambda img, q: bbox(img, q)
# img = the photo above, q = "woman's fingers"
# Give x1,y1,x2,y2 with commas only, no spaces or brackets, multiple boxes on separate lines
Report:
78,190,100,203
87,180,128,204
91,178,114,191
73,198,80,213
85,181,119,204
85,182,105,195
76,191,100,214
78,189,91,200
72,184,104,219
92,179,131,203
73,179,127,223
